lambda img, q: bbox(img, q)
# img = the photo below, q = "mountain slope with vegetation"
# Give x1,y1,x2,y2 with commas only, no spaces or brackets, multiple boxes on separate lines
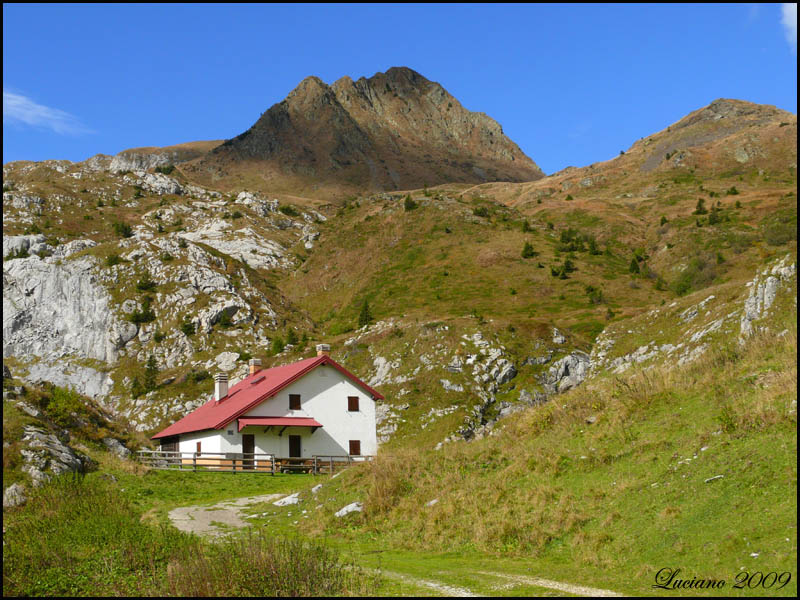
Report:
2,90,796,596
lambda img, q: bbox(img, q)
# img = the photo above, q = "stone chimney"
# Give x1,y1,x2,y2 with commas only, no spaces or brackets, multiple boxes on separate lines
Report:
214,373,228,402
316,343,331,357
249,358,262,376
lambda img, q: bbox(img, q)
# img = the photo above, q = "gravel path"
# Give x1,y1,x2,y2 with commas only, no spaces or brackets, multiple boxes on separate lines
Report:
168,492,285,538
478,571,624,597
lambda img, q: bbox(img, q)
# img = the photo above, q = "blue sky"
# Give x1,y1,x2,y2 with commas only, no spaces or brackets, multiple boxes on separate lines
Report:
3,3,797,175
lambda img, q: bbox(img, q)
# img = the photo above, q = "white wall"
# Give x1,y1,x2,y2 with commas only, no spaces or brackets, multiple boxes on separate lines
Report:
177,430,223,454
241,364,377,457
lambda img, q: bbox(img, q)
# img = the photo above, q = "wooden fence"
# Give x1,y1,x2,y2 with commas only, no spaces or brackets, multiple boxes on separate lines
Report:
136,450,373,475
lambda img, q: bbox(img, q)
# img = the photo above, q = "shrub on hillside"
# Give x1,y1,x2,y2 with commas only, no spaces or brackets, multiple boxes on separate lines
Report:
761,208,797,246
670,254,718,296
129,297,156,324
403,195,418,211
271,337,285,355
693,198,708,215
180,318,196,336
278,204,299,217
521,242,538,259
136,276,157,292
105,254,124,267
112,222,133,238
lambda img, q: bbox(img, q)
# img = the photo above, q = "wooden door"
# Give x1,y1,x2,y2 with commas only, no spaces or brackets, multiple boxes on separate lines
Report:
242,434,255,469
289,435,301,458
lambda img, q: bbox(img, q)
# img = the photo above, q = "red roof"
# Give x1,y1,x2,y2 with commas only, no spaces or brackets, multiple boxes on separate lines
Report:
237,416,322,432
152,354,383,439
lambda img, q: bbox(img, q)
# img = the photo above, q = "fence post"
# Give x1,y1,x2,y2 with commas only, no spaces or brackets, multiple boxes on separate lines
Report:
193,452,197,471
233,455,237,474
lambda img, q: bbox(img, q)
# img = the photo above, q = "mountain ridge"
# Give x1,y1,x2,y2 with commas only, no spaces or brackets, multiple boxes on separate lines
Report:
177,66,544,197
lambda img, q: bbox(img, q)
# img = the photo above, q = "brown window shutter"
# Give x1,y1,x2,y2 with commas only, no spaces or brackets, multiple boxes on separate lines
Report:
348,396,359,411
289,394,301,410
196,441,201,453
349,440,361,456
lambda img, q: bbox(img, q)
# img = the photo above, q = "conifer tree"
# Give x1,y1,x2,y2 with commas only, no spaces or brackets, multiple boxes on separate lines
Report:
358,299,373,328
144,355,158,392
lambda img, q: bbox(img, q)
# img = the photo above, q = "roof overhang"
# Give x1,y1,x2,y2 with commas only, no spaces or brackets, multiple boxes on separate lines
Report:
237,416,323,432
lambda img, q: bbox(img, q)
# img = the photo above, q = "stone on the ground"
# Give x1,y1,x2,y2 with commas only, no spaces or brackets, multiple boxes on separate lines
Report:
102,437,131,459
3,483,27,508
334,501,363,517
273,492,301,506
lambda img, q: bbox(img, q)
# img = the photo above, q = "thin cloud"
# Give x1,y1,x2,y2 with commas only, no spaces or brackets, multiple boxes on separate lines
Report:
3,89,94,135
781,3,797,54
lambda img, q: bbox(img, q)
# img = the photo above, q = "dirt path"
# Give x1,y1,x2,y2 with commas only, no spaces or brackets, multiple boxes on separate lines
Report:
478,571,624,597
377,570,479,597
167,492,284,538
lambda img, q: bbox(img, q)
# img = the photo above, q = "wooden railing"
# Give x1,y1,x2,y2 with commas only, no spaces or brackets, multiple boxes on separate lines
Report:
136,450,276,473
136,450,374,475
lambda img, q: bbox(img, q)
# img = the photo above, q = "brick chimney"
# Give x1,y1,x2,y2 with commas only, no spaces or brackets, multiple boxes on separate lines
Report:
316,343,331,357
214,373,228,402
249,358,262,376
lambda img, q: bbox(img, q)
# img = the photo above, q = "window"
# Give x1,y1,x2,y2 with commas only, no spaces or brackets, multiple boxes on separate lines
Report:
349,440,361,456
348,396,359,412
289,394,301,410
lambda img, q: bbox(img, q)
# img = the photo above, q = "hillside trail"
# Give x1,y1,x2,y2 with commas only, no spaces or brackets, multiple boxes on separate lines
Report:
167,492,284,538
167,491,624,596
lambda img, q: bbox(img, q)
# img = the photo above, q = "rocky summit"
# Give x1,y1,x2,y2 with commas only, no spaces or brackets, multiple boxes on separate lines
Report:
180,67,544,197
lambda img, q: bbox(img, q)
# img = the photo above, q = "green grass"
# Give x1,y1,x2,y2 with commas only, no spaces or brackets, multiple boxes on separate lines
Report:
3,473,375,596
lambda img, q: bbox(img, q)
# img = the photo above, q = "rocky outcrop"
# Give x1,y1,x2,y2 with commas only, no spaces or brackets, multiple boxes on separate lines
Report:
123,171,183,195
3,255,121,363
20,426,95,486
179,221,291,271
102,437,131,459
740,255,796,340
540,351,591,394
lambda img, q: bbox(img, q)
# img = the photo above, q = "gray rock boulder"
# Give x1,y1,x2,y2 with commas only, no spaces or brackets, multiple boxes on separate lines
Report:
3,483,27,508
102,437,131,459
235,191,278,216
524,352,552,366
334,501,363,517
541,351,591,394
490,359,517,385
215,351,240,372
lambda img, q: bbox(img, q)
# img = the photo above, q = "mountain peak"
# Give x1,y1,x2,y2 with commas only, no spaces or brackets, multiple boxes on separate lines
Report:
187,68,544,197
